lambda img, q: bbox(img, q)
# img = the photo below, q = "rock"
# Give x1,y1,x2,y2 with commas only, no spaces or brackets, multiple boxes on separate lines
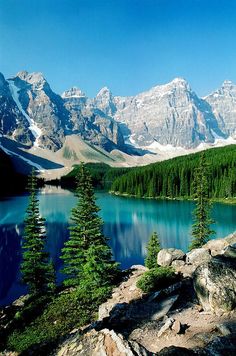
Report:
151,295,179,321
171,260,185,268
11,294,29,307
203,238,228,256
224,232,236,246
56,328,152,356
223,243,236,259
193,256,236,314
157,346,195,355
203,333,236,355
216,321,236,336
204,233,236,258
148,282,183,302
130,265,149,271
157,249,185,267
157,318,174,337
171,320,182,334
186,248,211,266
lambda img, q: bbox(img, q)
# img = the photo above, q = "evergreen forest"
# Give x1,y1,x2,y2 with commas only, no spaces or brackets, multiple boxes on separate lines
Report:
111,145,236,199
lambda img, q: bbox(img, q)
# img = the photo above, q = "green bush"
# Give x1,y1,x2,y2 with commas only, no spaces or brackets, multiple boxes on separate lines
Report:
136,266,178,293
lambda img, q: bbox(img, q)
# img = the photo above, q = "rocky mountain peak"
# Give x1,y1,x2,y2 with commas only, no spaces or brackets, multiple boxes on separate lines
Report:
96,86,112,98
15,70,29,80
222,79,235,88
12,71,49,91
61,87,86,99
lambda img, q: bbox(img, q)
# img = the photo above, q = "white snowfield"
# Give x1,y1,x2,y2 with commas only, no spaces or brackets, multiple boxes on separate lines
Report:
8,80,42,147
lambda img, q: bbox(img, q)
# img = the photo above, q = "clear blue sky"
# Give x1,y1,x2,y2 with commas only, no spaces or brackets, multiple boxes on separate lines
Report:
0,0,236,97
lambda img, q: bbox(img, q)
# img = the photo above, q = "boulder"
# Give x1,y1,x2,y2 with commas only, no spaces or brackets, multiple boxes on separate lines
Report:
157,318,174,337
157,346,195,355
56,328,152,356
193,256,236,314
223,243,236,259
157,249,185,267
171,260,185,268
203,232,236,257
186,248,211,266
203,238,228,256
224,231,236,246
171,320,182,334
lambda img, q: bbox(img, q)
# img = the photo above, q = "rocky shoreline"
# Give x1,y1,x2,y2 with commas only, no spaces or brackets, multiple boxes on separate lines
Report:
56,233,236,355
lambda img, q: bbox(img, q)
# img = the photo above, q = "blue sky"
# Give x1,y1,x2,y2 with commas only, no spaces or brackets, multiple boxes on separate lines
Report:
0,0,236,97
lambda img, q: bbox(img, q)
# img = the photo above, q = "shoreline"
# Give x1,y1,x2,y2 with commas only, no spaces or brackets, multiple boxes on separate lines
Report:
110,191,236,205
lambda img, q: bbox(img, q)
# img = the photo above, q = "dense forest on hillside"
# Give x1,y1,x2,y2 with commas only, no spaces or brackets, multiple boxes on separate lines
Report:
60,163,130,190
111,145,236,199
0,149,27,196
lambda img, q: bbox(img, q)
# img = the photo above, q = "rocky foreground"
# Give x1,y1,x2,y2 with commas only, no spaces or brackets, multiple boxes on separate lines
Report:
56,233,236,356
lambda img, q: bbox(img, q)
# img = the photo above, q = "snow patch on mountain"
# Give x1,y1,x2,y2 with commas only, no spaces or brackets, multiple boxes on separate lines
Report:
8,80,42,147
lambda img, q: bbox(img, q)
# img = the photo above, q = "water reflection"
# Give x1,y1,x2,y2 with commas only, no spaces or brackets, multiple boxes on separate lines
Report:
0,188,236,306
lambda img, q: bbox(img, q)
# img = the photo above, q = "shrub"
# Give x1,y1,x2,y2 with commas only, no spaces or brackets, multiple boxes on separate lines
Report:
136,266,178,293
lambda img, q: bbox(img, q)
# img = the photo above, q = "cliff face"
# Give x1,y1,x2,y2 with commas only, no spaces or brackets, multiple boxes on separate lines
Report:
111,79,225,148
0,71,125,152
205,80,236,139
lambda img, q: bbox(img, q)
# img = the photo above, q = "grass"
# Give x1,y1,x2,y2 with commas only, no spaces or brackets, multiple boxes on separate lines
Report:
2,286,112,355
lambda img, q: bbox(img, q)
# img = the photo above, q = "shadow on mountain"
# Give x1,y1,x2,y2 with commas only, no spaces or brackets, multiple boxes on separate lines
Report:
0,137,64,173
123,144,156,156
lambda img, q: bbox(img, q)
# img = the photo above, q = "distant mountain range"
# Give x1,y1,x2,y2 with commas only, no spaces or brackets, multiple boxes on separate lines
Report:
0,71,236,175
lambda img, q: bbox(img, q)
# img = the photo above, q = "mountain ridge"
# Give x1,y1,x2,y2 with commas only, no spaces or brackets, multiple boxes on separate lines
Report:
0,71,236,175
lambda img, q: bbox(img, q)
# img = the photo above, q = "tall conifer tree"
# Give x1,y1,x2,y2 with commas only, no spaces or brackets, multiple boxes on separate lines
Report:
145,232,161,269
190,152,215,250
61,162,119,288
21,169,54,295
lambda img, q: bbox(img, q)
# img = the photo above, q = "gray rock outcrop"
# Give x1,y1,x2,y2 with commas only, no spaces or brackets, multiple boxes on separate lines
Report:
193,256,236,314
205,80,236,139
157,248,185,267
186,248,211,266
56,328,153,356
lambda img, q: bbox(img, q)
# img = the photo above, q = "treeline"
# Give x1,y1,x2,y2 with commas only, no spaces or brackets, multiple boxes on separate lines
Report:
111,145,236,199
60,162,130,190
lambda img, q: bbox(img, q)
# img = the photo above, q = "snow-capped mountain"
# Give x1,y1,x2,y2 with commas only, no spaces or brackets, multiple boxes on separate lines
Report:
93,78,228,148
0,70,236,167
205,80,236,139
0,71,124,152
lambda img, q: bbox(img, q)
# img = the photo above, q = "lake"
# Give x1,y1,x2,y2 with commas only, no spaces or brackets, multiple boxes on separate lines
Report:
0,185,236,306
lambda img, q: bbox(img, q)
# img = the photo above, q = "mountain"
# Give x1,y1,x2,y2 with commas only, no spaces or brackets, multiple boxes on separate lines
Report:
0,73,33,145
204,80,236,139
0,70,236,176
93,78,227,148
1,71,124,152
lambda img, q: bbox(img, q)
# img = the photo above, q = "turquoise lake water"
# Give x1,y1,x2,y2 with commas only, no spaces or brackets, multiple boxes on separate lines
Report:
0,186,236,306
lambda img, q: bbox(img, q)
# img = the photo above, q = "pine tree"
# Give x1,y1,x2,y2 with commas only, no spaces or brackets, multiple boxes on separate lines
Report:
145,232,161,269
61,162,119,288
190,152,215,250
21,169,55,295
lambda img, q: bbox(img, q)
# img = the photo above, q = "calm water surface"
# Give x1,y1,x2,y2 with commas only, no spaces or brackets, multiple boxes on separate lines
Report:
0,186,236,306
